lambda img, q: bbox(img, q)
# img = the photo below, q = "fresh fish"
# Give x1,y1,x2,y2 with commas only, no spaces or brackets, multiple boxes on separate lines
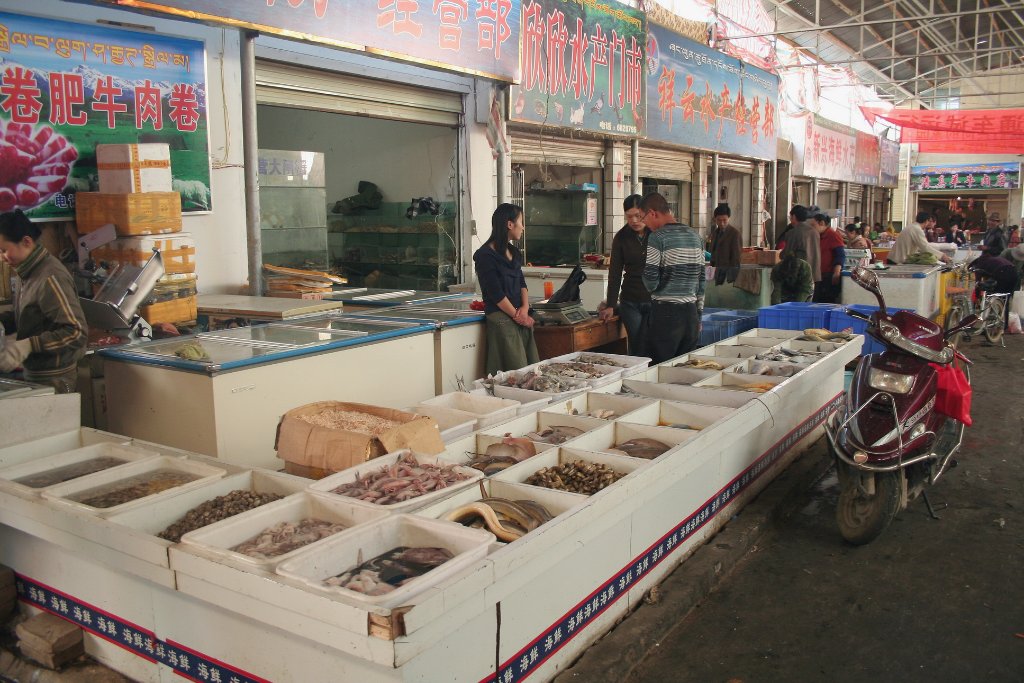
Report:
323,545,454,595
608,438,671,460
526,426,585,444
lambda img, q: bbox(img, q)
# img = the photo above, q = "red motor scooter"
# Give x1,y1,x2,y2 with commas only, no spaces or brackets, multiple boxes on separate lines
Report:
825,267,977,545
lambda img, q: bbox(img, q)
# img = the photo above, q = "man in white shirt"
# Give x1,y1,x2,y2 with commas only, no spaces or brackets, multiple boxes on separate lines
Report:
889,211,951,264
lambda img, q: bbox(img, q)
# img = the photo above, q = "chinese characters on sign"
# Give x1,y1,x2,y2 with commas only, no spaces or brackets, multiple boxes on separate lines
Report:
645,22,778,160
509,0,646,136
800,114,875,184
910,162,1020,191
0,11,209,219
110,0,521,82
879,138,899,188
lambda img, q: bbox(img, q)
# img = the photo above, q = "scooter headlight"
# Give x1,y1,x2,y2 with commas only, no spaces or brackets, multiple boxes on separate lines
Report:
867,367,916,394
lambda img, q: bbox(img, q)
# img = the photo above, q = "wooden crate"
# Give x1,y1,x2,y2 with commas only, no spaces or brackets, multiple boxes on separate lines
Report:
76,192,181,235
140,295,197,325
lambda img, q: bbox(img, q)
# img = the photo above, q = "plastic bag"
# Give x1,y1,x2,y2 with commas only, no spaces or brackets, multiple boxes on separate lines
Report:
1011,290,1024,318
929,363,972,426
1008,312,1022,335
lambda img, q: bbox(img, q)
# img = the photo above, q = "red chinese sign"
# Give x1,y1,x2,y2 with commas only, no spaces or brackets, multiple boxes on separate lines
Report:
861,105,1024,154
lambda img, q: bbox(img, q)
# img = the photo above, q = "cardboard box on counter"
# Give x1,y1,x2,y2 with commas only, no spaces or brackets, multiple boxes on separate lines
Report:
757,250,781,266
275,401,444,479
76,192,182,235
96,143,172,194
740,249,760,265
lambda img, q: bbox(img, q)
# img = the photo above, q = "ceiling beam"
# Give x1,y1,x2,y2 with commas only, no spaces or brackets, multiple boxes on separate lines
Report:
774,45,1022,68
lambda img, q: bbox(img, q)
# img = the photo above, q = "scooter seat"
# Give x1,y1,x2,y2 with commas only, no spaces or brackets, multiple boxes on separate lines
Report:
891,310,945,351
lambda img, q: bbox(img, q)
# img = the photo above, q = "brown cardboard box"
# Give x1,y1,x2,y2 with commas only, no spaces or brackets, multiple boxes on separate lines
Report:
740,249,760,264
275,401,444,477
757,250,782,265
76,192,182,235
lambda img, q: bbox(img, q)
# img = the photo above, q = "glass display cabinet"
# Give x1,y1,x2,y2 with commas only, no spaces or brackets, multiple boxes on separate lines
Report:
258,149,329,271
522,189,600,266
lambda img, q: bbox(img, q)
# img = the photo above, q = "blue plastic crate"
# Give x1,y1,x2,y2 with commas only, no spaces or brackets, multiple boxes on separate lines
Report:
757,302,841,330
828,304,914,354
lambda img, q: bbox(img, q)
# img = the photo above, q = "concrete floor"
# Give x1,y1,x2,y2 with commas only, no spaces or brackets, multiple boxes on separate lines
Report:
564,333,1024,683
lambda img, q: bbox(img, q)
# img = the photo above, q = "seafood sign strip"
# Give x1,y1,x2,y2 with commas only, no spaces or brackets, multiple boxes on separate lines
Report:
328,452,472,505
324,546,454,596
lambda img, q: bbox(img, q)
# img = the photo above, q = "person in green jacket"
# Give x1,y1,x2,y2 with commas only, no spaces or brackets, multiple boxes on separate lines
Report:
0,210,87,393
770,249,814,304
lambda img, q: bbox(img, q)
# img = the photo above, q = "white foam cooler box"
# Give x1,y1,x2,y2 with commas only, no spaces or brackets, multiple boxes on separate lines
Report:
274,514,494,608
96,143,173,194
417,391,519,428
0,442,162,498
410,405,478,443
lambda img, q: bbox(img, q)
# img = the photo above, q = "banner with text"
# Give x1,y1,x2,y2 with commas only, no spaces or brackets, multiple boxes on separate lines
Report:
910,162,1020,191
801,114,857,183
645,22,777,160
509,0,646,137
0,11,209,219
102,0,522,82
853,131,879,186
878,137,899,188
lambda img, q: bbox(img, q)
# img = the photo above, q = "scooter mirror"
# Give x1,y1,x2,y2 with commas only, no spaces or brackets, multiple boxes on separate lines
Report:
851,266,880,291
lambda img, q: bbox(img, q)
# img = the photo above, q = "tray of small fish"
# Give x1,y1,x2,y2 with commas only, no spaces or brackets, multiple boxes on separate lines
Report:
669,357,743,372
693,371,788,394
547,352,653,378
0,442,163,498
179,492,388,570
474,369,589,400
730,358,808,378
523,360,624,388
417,479,581,544
493,447,647,496
307,450,483,512
754,347,826,364
275,514,493,607
41,456,226,516
587,422,699,461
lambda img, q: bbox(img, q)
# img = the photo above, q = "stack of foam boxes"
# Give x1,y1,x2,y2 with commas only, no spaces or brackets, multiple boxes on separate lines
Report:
75,143,198,326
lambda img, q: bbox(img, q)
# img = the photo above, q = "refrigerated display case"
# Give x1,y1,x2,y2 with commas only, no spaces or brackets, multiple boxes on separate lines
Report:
523,189,600,266
259,149,329,271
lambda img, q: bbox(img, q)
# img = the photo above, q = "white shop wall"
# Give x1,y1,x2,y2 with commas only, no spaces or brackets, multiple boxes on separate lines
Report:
256,107,458,206
5,0,250,295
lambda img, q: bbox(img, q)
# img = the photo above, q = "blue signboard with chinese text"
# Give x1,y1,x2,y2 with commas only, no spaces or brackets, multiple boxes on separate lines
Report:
0,10,209,219
645,22,777,160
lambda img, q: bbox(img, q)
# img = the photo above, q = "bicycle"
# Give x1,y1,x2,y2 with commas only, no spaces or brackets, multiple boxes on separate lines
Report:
943,262,1009,347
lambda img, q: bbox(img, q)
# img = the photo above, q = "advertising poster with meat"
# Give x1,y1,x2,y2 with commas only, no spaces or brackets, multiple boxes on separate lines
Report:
645,22,778,160
508,0,646,137
800,114,857,183
910,162,1020,191
0,11,209,220
878,137,899,188
98,0,522,82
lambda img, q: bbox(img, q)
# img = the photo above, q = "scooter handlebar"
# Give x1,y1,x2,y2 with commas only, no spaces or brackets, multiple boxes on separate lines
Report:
845,308,872,322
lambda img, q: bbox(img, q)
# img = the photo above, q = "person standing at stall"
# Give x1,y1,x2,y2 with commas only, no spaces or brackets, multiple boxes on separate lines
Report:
889,211,950,265
640,192,705,364
0,210,87,393
707,203,742,286
778,205,821,284
811,213,845,303
598,195,651,356
474,203,539,375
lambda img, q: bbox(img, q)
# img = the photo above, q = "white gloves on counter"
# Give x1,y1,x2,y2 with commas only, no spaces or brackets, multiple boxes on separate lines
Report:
0,338,33,372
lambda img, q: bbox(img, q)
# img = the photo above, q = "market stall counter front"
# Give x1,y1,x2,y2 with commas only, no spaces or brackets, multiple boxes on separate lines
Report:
841,264,943,318
0,331,860,682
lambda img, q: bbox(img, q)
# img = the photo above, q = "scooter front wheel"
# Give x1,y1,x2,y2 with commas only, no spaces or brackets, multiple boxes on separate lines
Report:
836,469,901,545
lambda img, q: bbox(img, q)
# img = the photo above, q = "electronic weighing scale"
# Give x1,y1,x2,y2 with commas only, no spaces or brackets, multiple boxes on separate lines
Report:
79,250,165,342
531,301,591,325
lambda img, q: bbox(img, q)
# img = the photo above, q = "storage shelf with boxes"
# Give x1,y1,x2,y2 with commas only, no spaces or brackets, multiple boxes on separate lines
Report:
76,143,197,326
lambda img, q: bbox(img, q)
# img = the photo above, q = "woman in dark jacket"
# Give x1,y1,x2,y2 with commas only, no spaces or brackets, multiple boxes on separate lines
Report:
598,195,651,356
0,209,87,392
474,203,539,375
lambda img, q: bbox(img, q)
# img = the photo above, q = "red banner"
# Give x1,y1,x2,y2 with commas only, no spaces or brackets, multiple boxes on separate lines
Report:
860,106,1024,136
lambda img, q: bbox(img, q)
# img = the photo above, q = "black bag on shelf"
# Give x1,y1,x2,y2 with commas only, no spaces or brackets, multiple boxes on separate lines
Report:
547,265,587,303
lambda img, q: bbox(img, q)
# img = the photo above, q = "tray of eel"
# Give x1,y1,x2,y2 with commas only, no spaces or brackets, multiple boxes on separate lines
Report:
275,514,493,607
443,490,557,543
307,450,483,512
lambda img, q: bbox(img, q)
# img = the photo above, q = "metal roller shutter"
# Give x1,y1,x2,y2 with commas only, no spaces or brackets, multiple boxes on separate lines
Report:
638,146,693,181
718,157,754,174
255,60,463,126
510,132,605,168
848,183,864,201
817,179,840,192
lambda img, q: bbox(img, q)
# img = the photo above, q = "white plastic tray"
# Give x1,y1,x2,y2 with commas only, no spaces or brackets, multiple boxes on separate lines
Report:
519,359,624,388
307,450,483,512
0,442,162,497
41,456,226,516
547,351,652,377
275,514,493,607
417,392,519,428
492,446,648,494
543,392,655,421
410,405,478,444
473,370,589,402
470,386,551,416
179,492,388,570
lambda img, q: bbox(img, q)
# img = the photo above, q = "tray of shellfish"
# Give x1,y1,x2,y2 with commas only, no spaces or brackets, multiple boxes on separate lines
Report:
41,456,226,516
491,446,648,497
306,450,484,512
275,514,493,607
177,492,388,571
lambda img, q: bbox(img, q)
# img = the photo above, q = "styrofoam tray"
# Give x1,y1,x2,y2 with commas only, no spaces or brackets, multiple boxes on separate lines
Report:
275,514,493,607
581,421,698,461
547,351,652,378
0,442,162,497
654,366,722,385
619,400,737,431
307,450,483,512
417,392,519,428
543,392,655,421
492,446,648,494
436,432,558,468
0,430,130,469
106,469,309,541
470,386,552,416
782,339,845,353
41,456,226,516
472,371,589,402
729,358,809,378
736,328,803,341
693,371,788,393
661,356,745,372
179,492,388,570
519,359,624,388
410,405,478,444
691,344,769,359
476,410,609,449
618,378,760,408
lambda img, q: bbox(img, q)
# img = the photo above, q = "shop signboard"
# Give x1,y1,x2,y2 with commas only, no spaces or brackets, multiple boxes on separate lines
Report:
910,162,1020,191
93,0,522,82
801,114,857,183
508,0,646,137
878,137,899,188
0,11,209,220
645,23,778,160
853,131,880,186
